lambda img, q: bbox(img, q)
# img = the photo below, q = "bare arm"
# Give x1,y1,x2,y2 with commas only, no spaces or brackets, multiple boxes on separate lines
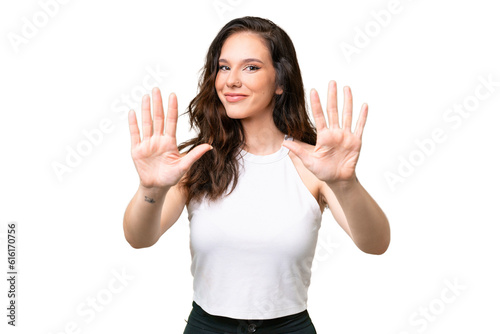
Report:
123,171,189,249
123,185,169,248
322,177,390,255
123,87,211,248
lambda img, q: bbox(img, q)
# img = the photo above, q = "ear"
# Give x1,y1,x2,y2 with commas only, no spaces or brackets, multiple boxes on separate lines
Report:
275,85,283,95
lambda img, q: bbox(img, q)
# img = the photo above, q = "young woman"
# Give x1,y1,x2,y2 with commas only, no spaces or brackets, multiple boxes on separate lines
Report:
124,16,390,334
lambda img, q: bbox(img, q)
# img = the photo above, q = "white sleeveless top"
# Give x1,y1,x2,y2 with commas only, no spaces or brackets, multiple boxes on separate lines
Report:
187,134,323,319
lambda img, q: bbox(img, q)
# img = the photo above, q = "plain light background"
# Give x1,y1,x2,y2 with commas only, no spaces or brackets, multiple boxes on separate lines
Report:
1,0,499,333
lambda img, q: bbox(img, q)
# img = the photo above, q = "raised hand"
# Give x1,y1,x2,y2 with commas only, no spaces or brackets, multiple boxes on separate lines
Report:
128,87,213,189
282,80,367,185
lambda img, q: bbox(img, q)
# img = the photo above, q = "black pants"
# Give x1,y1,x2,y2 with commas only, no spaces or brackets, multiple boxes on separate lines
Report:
183,301,317,334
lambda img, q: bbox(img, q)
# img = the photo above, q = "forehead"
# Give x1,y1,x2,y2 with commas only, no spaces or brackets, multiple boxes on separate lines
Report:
219,32,271,61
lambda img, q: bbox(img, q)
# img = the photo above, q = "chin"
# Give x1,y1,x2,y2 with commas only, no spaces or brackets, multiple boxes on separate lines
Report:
225,111,245,119
223,104,248,118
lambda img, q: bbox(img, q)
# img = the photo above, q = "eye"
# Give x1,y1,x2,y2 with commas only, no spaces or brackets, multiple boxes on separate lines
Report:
218,65,260,71
245,65,260,71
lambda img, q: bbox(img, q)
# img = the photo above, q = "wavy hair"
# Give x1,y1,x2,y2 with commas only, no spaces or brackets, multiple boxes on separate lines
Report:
177,16,317,206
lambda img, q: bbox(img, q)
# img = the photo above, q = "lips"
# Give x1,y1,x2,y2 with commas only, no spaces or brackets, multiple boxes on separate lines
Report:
224,94,248,102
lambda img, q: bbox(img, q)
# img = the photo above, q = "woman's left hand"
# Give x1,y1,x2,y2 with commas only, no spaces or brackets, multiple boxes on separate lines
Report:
282,80,368,185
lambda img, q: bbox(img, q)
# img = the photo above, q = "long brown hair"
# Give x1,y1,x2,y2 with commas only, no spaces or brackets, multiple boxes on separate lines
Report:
177,16,317,206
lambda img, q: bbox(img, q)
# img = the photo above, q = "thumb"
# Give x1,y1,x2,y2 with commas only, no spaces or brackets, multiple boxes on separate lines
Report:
282,141,311,167
179,144,213,172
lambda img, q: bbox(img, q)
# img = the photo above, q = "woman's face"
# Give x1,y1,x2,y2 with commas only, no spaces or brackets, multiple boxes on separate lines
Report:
215,31,283,121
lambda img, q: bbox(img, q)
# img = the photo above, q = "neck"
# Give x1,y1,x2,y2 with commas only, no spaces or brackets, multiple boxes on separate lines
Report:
241,117,285,155
238,101,287,155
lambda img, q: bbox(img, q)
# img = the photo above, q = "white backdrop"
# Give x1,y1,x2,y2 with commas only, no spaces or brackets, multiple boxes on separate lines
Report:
1,0,499,333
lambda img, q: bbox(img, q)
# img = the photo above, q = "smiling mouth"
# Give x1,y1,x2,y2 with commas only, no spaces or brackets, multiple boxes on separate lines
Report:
225,95,248,102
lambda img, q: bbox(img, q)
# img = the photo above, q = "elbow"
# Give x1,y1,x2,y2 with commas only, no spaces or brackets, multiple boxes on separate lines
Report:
123,226,157,249
362,244,389,255
125,237,156,249
357,231,391,255
127,239,146,249
124,232,141,249
365,220,391,255
130,244,152,249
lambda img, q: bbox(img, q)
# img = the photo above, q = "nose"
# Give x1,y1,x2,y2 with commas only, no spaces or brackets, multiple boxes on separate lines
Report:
226,70,241,88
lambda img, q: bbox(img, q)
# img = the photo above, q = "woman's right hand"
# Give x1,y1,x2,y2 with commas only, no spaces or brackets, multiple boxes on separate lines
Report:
128,87,212,190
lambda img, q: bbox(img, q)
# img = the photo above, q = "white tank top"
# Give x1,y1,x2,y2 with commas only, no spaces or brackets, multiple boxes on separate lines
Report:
187,134,323,319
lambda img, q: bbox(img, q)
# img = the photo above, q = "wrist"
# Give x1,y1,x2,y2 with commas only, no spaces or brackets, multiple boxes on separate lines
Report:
326,175,359,191
138,183,170,199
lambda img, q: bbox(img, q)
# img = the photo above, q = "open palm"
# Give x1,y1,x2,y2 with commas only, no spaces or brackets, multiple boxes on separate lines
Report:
128,87,212,189
282,80,368,184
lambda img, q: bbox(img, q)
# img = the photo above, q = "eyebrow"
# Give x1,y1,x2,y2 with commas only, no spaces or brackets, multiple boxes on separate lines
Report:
218,58,264,65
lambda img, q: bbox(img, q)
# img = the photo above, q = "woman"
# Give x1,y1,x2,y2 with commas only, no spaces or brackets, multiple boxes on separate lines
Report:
123,16,390,334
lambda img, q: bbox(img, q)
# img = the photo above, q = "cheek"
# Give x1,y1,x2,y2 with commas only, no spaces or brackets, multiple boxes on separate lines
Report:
256,75,276,95
247,77,270,95
215,74,221,89
215,76,225,97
